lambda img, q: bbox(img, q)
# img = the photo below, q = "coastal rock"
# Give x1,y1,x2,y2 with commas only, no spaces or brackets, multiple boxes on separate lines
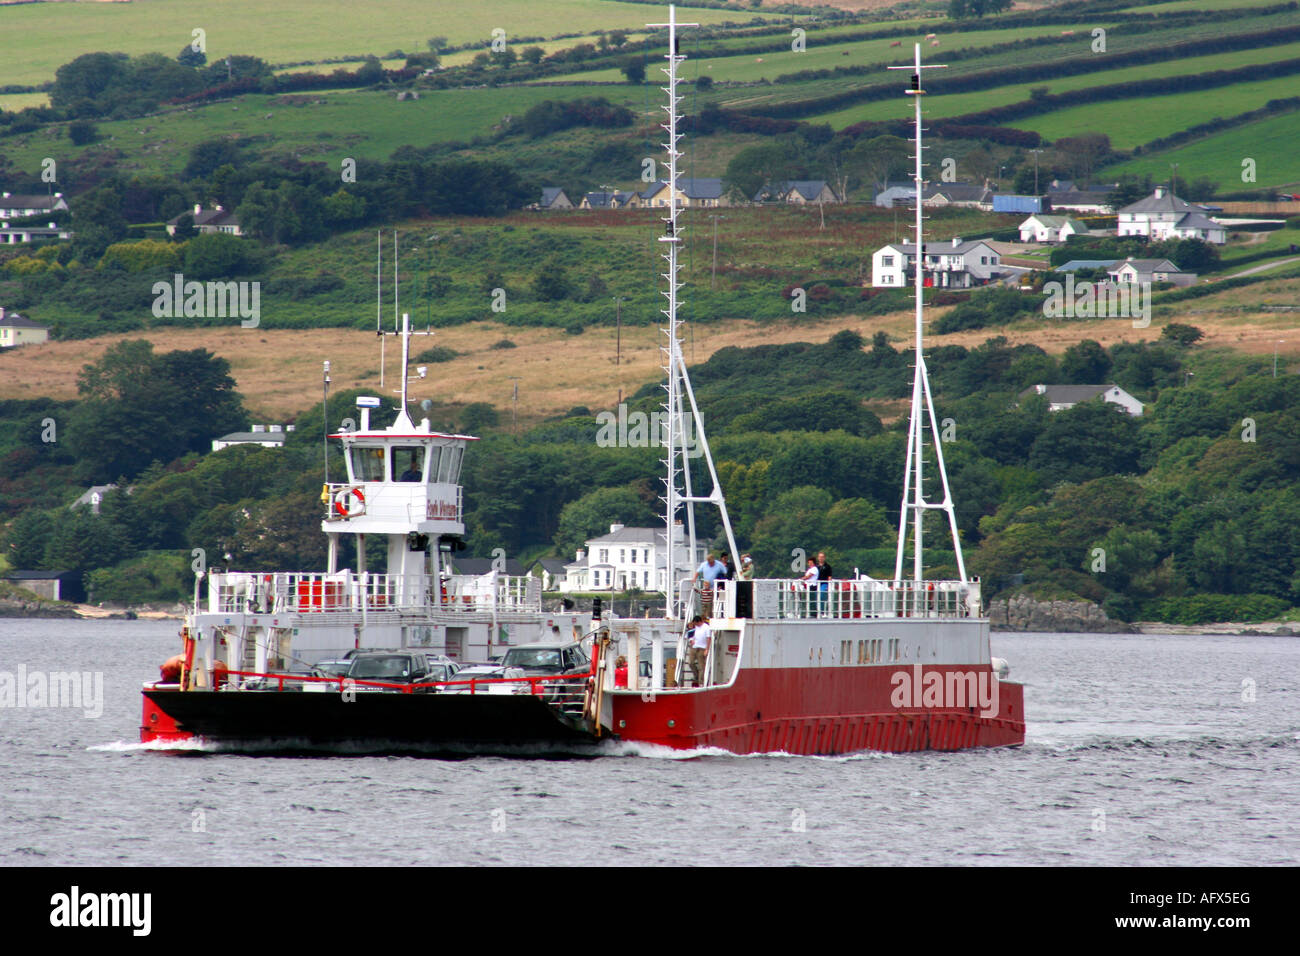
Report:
988,594,1134,633
0,597,79,619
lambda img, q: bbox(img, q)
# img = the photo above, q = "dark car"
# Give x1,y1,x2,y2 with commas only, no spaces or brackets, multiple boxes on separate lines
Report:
500,642,590,676
343,652,457,691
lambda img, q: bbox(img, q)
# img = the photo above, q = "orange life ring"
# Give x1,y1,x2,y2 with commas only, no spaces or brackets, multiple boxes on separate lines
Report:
333,486,366,517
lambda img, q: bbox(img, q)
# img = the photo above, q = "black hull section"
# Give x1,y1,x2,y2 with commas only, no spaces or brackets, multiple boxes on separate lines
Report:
144,689,600,754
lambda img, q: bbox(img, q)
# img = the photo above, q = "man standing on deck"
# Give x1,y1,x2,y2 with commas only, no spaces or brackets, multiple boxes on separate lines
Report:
688,615,711,686
816,552,833,616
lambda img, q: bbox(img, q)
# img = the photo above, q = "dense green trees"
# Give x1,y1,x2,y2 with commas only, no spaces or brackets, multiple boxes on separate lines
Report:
69,341,247,483
1,329,1295,620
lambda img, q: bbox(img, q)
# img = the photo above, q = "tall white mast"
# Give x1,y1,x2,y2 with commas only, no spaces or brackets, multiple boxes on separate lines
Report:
889,45,968,586
648,4,738,618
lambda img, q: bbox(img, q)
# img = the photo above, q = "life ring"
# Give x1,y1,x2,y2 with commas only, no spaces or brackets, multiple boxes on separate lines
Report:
333,486,366,518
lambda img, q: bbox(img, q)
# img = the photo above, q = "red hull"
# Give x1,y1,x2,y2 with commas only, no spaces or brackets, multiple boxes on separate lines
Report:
611,665,1024,754
141,687,191,743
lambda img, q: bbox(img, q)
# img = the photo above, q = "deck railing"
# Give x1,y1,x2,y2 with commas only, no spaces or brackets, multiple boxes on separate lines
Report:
208,570,541,615
680,576,980,621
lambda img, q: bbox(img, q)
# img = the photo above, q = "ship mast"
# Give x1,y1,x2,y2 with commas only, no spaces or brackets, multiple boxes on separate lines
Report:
889,45,968,586
649,4,738,618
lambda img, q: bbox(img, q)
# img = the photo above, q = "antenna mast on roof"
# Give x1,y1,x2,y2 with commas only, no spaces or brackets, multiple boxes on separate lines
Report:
888,45,968,586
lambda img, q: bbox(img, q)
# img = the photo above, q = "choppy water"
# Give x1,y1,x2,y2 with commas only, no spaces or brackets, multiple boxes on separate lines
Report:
0,618,1296,866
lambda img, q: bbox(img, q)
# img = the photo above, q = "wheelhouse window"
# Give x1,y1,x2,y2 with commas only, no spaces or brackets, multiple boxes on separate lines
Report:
435,444,463,483
392,446,426,483
350,446,387,482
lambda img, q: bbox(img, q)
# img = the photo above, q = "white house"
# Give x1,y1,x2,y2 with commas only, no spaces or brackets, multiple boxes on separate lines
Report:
1117,187,1226,244
1020,383,1144,417
0,309,50,347
1107,257,1196,287
167,204,243,237
560,523,705,594
871,237,1002,288
0,192,68,218
211,424,294,451
1019,214,1087,244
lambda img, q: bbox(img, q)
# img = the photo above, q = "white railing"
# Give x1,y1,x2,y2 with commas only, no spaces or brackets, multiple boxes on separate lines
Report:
679,577,979,621
208,570,541,615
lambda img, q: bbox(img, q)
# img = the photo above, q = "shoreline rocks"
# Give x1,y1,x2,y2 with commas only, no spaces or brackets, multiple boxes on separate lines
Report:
988,594,1134,633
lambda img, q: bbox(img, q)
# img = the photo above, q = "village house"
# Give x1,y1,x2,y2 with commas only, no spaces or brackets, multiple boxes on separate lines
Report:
873,181,993,210
166,204,243,237
1046,190,1115,214
753,180,841,204
640,178,727,208
530,558,570,592
0,192,69,219
1019,383,1145,417
1019,214,1088,244
560,523,705,595
0,308,51,347
1107,257,1197,287
579,190,640,210
534,187,574,210
1116,187,1226,244
871,237,1003,288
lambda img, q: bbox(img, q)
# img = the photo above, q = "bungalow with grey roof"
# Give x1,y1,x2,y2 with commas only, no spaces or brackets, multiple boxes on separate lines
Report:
1019,383,1144,417
0,308,51,347
167,204,243,237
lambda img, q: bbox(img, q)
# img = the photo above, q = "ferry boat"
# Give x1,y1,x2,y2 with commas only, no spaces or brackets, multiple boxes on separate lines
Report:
140,7,1024,755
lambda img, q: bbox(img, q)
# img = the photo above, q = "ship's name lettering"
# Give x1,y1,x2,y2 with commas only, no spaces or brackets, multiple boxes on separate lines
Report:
426,500,458,519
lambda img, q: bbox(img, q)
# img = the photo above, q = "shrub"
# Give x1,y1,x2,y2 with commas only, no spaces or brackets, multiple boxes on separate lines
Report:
415,346,458,363
490,339,516,350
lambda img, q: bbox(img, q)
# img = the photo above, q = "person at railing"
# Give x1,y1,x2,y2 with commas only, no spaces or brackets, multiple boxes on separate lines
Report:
687,615,711,686
816,552,833,617
800,558,818,617
739,553,754,580
614,655,628,688
691,553,727,616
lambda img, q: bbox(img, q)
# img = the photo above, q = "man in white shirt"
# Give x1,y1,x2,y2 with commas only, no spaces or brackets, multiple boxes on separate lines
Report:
688,615,711,686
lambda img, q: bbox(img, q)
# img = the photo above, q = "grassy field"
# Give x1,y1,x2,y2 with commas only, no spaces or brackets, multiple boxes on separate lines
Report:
0,0,770,87
1106,111,1300,191
5,274,1298,422
807,41,1300,129
0,84,650,178
1019,74,1300,149
538,24,1073,85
